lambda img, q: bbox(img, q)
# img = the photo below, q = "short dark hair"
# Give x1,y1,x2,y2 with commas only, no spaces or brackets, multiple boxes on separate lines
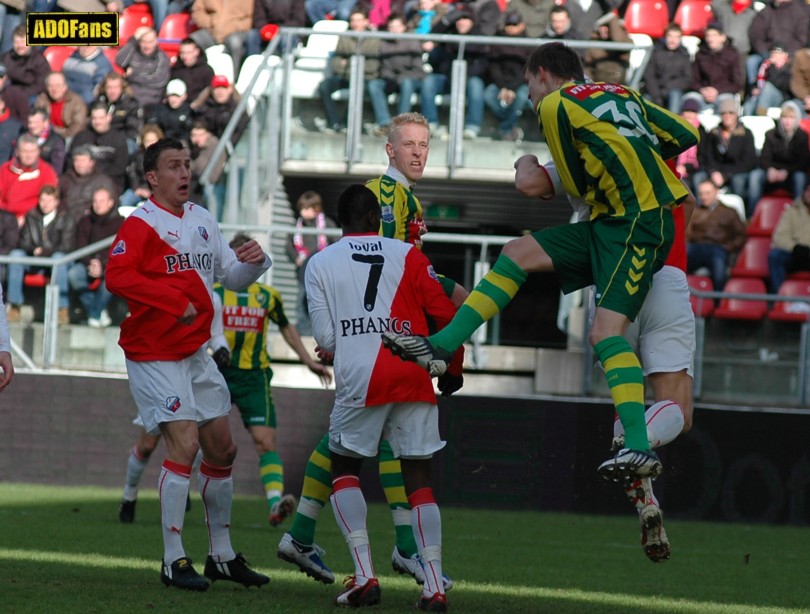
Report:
337,184,379,228
525,42,585,82
143,137,186,176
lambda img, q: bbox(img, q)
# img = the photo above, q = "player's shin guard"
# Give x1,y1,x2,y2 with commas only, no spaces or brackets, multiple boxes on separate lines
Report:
331,475,374,582
199,460,236,563
409,487,444,598
595,336,648,451
430,254,527,352
289,434,333,546
613,400,686,449
159,460,191,564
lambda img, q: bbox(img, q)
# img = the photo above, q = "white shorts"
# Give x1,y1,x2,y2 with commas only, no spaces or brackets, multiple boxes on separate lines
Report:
625,266,695,377
125,345,231,435
328,401,446,459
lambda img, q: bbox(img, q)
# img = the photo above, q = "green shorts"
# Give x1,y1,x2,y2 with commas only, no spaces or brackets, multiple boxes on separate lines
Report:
222,367,276,428
533,207,673,322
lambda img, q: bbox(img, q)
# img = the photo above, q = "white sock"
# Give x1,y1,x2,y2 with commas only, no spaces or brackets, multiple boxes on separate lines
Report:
623,477,659,513
613,400,685,449
159,460,190,564
199,460,236,563
123,445,149,501
331,475,374,583
410,490,444,598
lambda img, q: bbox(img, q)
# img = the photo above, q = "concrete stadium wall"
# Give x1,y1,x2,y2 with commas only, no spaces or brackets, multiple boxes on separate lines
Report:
0,373,333,498
4,373,810,526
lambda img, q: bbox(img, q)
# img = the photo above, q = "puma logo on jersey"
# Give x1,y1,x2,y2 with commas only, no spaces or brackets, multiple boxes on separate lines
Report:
339,316,412,337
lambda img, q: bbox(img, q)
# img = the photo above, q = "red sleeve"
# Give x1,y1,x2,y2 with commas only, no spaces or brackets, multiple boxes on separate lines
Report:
406,249,465,376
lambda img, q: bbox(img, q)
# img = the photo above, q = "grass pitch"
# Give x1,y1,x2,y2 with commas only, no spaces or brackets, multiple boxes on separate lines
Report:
1,483,808,613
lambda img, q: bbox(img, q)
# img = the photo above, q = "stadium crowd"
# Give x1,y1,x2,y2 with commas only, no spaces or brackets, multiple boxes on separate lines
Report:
2,0,810,325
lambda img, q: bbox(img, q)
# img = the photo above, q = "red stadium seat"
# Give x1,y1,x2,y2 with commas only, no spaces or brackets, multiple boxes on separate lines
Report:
768,279,810,322
730,237,771,279
157,12,198,60
687,274,715,318
674,0,714,36
24,273,49,288
714,278,769,321
623,0,669,39
44,46,77,72
103,46,126,74
747,195,793,237
119,3,154,46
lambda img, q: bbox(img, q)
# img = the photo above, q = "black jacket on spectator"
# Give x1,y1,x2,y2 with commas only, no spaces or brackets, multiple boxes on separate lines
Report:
73,206,125,268
252,0,306,29
60,169,117,221
698,123,759,182
379,37,424,84
18,206,76,257
0,209,19,255
170,57,214,103
145,101,195,142
0,48,49,99
486,30,533,91
195,92,248,144
428,9,489,79
643,40,693,107
760,123,810,172
69,128,129,194
96,92,143,143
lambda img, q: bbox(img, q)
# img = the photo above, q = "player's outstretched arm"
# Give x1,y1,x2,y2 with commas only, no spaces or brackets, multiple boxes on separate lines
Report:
280,323,333,387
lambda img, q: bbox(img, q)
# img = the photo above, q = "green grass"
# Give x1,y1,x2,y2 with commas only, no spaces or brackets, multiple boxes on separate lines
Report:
1,483,809,613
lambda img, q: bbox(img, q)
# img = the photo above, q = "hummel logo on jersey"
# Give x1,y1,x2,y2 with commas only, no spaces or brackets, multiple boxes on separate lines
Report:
198,226,209,241
111,240,126,255
339,316,412,337
164,252,213,273
166,396,181,412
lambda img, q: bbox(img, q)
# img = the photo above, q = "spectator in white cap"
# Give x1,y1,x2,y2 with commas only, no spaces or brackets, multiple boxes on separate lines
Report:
144,78,194,144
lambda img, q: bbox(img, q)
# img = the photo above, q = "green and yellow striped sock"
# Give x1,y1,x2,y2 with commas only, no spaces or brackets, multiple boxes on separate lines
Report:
288,434,333,546
594,336,648,451
259,451,283,511
430,254,527,352
378,440,418,557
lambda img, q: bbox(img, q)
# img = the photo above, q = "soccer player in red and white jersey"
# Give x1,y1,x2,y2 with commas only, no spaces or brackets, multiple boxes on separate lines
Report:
304,184,462,612
514,155,696,562
106,138,272,592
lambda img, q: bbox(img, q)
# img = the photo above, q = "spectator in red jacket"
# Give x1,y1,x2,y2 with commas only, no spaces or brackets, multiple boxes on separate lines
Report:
0,134,59,223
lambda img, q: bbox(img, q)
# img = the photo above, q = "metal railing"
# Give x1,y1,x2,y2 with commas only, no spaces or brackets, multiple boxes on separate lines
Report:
194,27,653,222
6,229,810,407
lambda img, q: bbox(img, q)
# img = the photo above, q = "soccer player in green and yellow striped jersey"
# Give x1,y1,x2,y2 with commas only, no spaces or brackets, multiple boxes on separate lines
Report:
382,42,699,484
213,233,331,527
